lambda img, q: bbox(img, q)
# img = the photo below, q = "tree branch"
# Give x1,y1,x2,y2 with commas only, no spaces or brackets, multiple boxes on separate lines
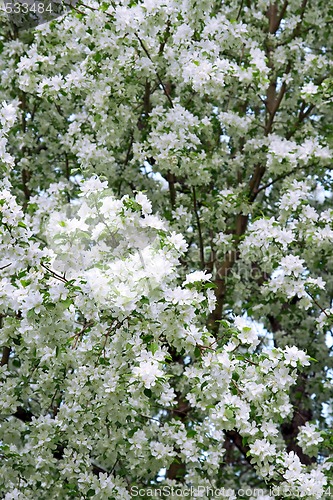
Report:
192,186,205,269
1,346,11,367
134,34,174,108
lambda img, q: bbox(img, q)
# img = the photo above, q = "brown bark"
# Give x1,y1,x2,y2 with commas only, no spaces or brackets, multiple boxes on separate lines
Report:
1,346,11,367
208,165,266,334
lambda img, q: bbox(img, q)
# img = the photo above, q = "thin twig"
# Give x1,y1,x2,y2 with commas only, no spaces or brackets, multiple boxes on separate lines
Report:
306,290,330,318
134,34,174,108
236,0,244,21
41,263,68,284
0,263,12,271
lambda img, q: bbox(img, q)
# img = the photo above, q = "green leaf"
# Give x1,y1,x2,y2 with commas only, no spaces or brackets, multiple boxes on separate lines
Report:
194,346,201,358
148,342,159,355
20,279,31,287
144,388,152,398
93,52,103,63
187,429,196,438
142,334,154,344
225,408,234,419
61,298,73,308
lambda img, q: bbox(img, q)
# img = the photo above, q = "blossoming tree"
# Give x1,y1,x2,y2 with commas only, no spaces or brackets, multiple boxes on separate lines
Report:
1,0,333,498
